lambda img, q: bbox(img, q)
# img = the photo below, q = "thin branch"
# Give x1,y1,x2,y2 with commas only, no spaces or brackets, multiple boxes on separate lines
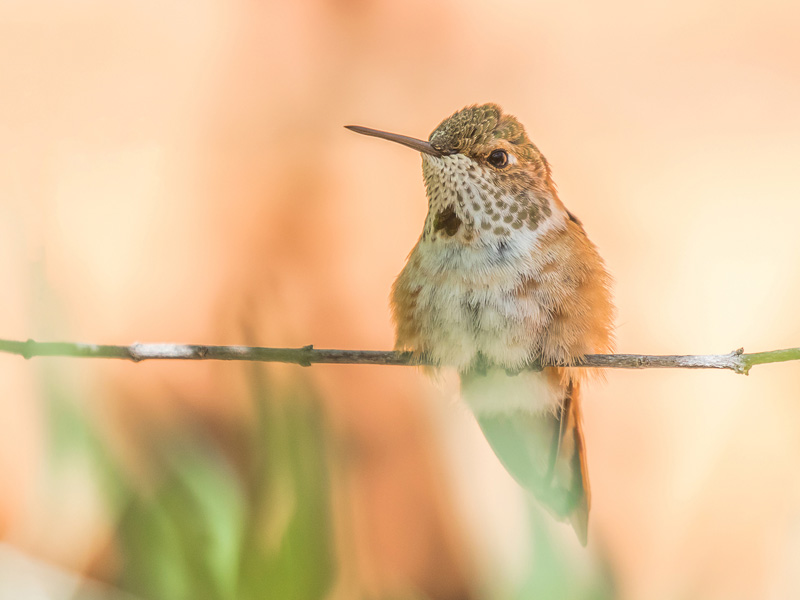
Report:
1,338,798,374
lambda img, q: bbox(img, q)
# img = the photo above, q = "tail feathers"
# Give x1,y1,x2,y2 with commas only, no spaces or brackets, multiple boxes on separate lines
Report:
473,382,591,545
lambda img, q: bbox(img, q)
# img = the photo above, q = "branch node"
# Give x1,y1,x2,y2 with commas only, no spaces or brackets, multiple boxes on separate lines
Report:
22,338,35,360
128,343,143,363
737,357,753,375
728,348,749,375
196,346,208,359
298,345,314,367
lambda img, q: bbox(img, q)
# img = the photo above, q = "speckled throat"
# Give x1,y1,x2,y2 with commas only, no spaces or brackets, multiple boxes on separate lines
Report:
421,153,553,245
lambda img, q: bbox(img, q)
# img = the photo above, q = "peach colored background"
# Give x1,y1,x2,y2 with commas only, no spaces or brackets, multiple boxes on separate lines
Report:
1,1,800,598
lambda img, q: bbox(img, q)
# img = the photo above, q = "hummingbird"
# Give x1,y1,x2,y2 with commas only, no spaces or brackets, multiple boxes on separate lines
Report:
346,104,615,545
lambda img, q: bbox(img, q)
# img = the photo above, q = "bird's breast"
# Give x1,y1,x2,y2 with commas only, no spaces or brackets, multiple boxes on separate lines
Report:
392,231,559,372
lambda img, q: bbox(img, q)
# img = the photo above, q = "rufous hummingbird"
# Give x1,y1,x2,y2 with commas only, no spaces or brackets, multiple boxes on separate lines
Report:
346,104,615,545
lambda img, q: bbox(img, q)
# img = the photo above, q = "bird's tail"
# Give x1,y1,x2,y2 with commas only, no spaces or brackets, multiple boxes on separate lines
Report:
462,368,590,545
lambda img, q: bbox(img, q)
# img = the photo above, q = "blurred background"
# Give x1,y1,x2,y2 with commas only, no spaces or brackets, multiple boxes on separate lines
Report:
1,0,800,598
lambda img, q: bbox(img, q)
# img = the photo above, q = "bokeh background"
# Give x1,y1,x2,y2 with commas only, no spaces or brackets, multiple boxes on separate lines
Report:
2,1,800,598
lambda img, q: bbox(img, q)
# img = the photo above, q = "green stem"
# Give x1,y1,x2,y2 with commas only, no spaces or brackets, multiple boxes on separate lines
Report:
741,347,800,374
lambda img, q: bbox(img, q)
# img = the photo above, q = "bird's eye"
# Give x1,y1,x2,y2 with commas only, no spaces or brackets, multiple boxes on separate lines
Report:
488,149,509,168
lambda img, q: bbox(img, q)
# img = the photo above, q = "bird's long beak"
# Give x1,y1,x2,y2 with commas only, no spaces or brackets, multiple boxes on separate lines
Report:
345,125,443,157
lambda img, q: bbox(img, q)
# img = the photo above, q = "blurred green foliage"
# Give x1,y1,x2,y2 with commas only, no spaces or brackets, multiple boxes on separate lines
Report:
42,361,616,600
515,504,617,600
45,364,334,600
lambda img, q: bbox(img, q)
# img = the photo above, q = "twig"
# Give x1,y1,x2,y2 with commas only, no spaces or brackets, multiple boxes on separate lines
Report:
0,338,798,374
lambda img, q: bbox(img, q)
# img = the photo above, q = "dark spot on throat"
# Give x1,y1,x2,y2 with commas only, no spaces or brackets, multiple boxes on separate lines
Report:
434,205,462,237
